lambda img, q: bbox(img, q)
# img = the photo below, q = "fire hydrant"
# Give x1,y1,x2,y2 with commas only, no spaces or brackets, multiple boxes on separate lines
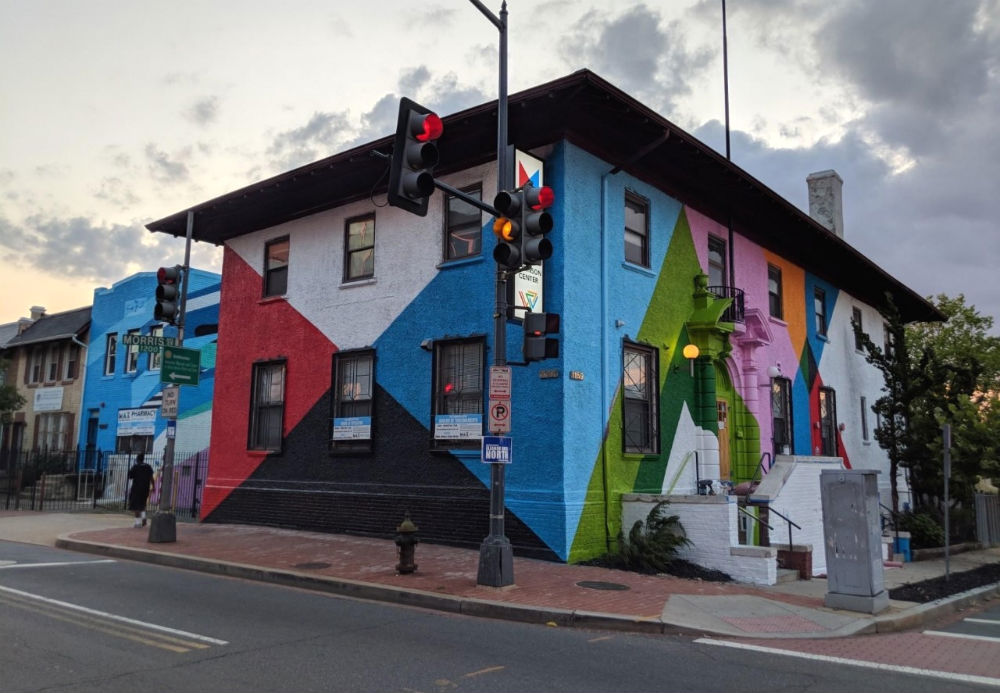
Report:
394,512,419,574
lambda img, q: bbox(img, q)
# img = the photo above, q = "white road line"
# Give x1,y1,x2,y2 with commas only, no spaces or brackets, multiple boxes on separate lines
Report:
925,630,1000,644
695,638,1000,689
966,618,1000,626
0,584,228,645
0,560,117,570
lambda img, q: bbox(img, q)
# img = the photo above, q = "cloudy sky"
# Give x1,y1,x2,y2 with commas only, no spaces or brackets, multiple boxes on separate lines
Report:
2,0,998,332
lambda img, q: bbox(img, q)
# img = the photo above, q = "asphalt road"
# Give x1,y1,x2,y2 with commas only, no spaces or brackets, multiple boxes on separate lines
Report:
0,541,995,693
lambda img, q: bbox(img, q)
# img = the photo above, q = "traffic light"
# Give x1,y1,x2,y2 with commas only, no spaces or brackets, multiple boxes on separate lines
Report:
154,265,182,324
523,311,559,362
492,189,523,270
387,97,443,217
520,183,554,265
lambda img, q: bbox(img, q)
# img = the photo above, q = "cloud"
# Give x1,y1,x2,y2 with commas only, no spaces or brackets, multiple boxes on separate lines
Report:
0,214,177,281
187,96,220,126
266,111,354,170
145,144,189,183
95,176,141,209
558,4,715,114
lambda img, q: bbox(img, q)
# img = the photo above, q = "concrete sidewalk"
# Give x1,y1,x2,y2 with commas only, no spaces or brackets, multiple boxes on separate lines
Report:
3,511,998,639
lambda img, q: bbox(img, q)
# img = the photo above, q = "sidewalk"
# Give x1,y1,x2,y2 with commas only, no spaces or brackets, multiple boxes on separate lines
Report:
3,511,999,639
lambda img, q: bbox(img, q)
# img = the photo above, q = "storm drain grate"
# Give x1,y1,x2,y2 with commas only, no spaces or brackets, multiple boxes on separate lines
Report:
294,562,332,570
576,580,630,591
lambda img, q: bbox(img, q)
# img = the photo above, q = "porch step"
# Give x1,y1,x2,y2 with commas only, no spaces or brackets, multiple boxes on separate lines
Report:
776,568,800,584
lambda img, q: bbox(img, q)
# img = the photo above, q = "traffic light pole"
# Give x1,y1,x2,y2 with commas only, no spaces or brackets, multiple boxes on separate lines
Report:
148,209,193,543
469,0,514,588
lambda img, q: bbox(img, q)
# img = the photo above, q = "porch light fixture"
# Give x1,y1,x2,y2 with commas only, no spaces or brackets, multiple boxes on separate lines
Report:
767,364,782,379
682,344,700,376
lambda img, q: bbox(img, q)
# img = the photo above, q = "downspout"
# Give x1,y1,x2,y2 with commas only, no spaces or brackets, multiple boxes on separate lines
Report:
599,131,670,552
71,333,88,469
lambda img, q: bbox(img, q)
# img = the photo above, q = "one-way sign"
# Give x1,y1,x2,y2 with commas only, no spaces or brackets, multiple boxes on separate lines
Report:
160,346,200,386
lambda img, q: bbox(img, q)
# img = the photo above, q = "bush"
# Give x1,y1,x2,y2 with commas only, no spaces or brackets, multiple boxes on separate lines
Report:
608,502,691,574
899,511,945,548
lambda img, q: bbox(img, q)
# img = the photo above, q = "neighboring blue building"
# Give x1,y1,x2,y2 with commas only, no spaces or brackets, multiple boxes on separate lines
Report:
79,269,220,460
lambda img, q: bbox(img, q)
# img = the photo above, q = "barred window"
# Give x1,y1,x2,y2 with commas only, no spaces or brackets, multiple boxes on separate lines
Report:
249,361,286,451
433,339,484,447
623,343,659,454
331,350,374,453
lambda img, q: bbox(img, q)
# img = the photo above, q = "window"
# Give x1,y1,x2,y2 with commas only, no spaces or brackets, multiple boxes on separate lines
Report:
64,343,79,380
433,339,484,446
445,185,482,261
104,333,118,375
36,412,71,451
264,237,289,297
125,329,140,373
249,361,286,451
45,345,59,382
771,377,793,454
819,387,838,456
116,434,153,454
852,307,864,351
148,325,164,370
28,348,43,383
331,350,374,453
860,396,870,442
344,215,375,282
883,322,894,358
767,265,783,319
708,236,727,288
623,343,659,454
624,193,649,267
814,287,828,337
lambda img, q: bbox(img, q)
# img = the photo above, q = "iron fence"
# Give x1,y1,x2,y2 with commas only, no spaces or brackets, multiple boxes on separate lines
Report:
1,448,208,520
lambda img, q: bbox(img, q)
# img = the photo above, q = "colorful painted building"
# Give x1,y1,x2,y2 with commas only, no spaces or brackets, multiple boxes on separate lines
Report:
78,270,220,463
147,71,940,565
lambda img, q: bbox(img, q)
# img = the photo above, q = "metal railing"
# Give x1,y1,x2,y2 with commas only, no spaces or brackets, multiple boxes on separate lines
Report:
1,448,208,520
765,506,801,552
706,285,745,323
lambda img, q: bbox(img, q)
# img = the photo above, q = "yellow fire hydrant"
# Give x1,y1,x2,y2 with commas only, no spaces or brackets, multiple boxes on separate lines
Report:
394,512,419,574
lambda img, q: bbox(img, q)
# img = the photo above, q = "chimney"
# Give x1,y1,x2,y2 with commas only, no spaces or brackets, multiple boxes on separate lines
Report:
29,306,46,320
806,170,844,238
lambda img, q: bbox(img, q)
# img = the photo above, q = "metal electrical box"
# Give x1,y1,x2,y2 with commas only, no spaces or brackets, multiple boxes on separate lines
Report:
820,469,889,613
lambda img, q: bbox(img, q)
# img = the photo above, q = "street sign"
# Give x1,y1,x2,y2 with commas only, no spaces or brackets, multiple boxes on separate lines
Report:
161,385,179,418
488,399,511,434
160,346,200,386
122,333,176,354
489,366,512,399
481,436,512,465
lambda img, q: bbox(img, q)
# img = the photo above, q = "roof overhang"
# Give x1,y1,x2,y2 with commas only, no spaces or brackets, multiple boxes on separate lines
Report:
147,70,942,323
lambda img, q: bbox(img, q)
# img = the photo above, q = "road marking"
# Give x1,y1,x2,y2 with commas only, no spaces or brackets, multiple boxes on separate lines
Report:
0,559,117,570
588,635,616,643
462,666,504,679
925,630,1000,644
0,584,228,646
695,638,1000,689
1,595,198,653
966,618,1000,625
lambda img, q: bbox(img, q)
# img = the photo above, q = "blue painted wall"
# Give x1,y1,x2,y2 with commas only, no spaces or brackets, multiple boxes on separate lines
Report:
79,269,221,454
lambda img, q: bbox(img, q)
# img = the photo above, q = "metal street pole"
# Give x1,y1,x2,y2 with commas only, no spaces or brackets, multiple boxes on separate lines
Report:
469,0,514,587
148,209,193,543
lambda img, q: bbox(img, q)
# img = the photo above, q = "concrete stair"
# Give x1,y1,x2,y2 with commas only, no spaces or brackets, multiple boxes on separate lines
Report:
776,568,801,584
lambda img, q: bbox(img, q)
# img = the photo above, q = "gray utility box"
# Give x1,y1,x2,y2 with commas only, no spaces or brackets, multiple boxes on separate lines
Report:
820,469,889,614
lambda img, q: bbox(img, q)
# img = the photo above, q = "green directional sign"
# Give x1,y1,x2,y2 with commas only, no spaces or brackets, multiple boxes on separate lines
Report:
160,346,200,386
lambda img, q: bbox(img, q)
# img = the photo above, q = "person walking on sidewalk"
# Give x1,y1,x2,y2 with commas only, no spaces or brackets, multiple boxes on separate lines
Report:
127,453,155,528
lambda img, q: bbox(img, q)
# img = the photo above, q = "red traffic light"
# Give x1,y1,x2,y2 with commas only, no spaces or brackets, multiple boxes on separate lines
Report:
414,113,443,142
530,185,554,210
157,266,180,284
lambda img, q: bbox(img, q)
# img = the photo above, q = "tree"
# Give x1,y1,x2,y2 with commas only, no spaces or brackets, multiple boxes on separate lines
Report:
852,295,932,514
0,357,25,423
855,294,1000,538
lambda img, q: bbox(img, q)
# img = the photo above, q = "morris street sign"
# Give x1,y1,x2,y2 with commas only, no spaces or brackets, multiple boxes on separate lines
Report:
122,333,176,354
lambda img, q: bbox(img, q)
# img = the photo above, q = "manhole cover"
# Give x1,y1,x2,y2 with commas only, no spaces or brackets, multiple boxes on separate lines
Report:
294,562,331,570
576,580,630,591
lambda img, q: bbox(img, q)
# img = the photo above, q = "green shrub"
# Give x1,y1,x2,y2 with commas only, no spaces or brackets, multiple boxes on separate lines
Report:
609,501,691,574
900,511,945,548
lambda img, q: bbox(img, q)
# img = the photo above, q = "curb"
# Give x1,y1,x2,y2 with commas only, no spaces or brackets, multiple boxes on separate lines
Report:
55,535,998,639
875,582,1000,633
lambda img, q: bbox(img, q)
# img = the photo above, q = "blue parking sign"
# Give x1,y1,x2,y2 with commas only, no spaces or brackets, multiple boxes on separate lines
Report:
481,436,512,465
